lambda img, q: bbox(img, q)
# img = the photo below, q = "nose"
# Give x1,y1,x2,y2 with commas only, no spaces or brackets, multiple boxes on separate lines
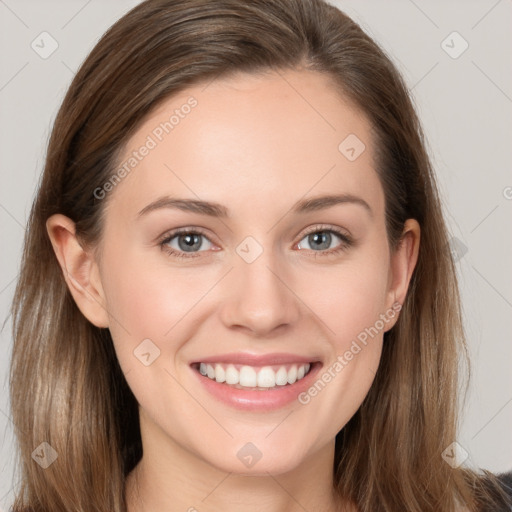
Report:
218,248,301,337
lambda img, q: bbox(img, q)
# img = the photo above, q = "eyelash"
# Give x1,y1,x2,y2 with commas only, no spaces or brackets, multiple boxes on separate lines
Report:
158,225,354,260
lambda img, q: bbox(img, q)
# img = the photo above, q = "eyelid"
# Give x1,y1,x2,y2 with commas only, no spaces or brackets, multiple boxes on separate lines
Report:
298,223,352,241
158,226,216,245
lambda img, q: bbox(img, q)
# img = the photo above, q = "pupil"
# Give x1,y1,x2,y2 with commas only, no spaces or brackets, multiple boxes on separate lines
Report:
179,233,201,251
310,232,331,250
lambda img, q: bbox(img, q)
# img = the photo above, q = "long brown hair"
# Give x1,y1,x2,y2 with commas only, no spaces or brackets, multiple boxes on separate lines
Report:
9,0,510,511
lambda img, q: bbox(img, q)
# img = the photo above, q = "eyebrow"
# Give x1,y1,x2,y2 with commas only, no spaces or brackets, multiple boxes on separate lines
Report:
137,193,372,218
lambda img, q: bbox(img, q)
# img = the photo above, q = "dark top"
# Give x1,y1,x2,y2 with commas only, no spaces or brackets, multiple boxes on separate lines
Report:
483,470,512,511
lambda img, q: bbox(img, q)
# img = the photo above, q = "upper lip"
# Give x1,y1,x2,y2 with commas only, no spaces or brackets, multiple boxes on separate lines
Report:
190,352,321,366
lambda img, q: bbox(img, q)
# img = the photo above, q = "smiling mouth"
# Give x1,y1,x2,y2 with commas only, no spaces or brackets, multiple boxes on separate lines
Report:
191,362,317,390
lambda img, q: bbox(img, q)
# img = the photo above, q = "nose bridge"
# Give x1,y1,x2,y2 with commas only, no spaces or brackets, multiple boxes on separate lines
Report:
218,235,300,335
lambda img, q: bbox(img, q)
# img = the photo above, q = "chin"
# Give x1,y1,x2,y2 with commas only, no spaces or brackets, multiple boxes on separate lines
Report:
201,445,310,477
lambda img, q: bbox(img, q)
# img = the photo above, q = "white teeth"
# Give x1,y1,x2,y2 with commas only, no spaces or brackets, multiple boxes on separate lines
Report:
214,364,226,383
275,366,288,386
225,364,239,385
239,366,257,387
197,362,312,389
287,365,297,384
257,366,276,388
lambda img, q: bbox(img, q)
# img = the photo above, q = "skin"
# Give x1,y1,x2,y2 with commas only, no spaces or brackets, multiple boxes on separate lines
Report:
47,69,420,512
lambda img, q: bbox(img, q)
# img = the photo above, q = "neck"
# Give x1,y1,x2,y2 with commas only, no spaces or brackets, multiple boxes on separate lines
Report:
125,429,353,512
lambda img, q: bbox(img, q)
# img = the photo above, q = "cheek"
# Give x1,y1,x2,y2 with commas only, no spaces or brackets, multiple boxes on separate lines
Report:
98,244,220,370
293,251,391,430
302,249,391,345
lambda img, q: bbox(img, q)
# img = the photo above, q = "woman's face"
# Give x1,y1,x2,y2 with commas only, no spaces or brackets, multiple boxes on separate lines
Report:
81,69,415,475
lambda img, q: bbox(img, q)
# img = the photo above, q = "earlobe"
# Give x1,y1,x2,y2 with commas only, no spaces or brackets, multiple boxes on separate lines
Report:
46,214,110,328
385,219,421,329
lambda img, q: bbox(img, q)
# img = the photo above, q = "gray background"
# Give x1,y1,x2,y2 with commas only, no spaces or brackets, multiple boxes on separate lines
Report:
0,0,511,509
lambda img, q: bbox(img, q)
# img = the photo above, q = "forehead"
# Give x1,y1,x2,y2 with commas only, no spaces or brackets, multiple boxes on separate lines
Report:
109,69,384,222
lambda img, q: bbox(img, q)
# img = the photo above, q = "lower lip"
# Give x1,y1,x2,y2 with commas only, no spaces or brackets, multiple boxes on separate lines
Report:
191,363,322,411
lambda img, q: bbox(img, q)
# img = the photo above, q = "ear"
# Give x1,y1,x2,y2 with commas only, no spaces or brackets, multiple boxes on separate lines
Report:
46,214,109,328
384,218,420,330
